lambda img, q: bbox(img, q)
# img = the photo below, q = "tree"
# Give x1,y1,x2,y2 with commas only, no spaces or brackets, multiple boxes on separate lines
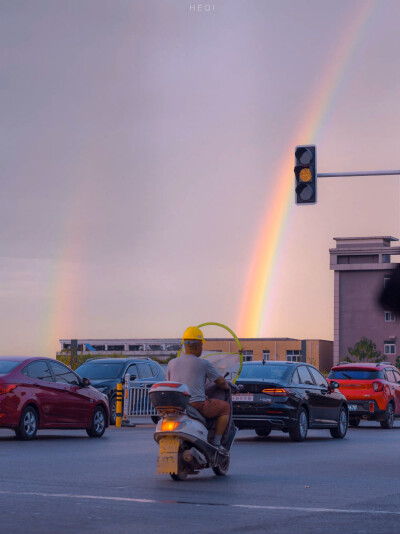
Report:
346,337,383,363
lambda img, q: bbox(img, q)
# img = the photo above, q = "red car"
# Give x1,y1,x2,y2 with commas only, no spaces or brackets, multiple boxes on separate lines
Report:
328,362,400,428
0,356,109,440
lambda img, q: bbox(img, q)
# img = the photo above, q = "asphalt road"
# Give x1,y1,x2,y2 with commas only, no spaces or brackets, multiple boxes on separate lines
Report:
1,420,400,534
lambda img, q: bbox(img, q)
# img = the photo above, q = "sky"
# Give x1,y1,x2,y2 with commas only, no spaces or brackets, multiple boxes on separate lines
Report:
1,0,400,356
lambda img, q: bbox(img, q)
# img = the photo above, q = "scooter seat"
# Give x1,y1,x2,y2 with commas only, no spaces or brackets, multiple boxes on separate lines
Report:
186,405,210,428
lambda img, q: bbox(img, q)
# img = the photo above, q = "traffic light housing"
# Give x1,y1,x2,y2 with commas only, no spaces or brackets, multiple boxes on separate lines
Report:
295,145,317,204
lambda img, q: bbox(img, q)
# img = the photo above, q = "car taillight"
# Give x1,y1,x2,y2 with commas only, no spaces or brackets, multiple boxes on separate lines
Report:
161,420,179,431
372,381,384,392
369,402,375,413
0,384,16,395
262,388,288,396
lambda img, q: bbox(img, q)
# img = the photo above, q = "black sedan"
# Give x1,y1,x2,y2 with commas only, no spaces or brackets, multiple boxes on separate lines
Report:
232,361,348,441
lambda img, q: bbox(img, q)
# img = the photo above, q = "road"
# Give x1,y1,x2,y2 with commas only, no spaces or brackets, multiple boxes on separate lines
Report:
1,421,400,534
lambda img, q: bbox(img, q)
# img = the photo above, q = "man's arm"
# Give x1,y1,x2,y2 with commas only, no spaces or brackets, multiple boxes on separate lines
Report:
215,376,229,390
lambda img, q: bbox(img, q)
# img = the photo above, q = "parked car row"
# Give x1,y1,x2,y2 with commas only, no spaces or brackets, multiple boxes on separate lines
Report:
1,355,399,443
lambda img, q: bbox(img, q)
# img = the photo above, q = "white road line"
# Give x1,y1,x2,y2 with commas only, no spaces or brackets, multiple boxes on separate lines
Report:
0,491,399,516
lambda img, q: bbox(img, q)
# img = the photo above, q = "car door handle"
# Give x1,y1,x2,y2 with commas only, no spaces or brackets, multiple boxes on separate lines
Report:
320,389,328,395
392,386,395,389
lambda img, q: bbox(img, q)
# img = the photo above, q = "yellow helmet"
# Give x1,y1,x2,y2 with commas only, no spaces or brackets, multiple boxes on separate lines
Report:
182,326,204,343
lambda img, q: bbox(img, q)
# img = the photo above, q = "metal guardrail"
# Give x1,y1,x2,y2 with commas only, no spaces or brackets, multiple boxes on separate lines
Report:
123,374,157,420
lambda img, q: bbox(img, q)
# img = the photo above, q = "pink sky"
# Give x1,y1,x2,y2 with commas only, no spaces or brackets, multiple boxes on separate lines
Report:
1,0,400,355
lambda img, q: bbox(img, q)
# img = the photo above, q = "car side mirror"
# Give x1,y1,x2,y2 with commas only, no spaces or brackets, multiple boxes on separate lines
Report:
329,380,339,390
82,377,91,387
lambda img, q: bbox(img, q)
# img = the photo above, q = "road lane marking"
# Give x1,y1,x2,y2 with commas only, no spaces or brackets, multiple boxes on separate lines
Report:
0,491,399,516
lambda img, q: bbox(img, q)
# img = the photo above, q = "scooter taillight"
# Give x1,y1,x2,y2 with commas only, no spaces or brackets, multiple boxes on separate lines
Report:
262,388,288,396
152,382,182,389
372,381,384,392
161,420,179,431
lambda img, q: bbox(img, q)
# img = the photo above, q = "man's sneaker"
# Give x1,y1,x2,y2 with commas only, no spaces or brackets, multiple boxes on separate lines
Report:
217,445,229,456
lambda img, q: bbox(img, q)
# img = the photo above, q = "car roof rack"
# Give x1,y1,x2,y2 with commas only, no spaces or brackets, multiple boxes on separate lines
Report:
377,362,392,367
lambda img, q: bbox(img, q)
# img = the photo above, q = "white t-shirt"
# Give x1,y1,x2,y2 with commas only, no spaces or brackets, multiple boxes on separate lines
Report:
166,353,220,402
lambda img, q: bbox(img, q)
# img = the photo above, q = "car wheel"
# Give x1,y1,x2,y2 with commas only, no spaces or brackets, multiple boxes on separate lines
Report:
86,406,106,438
330,406,348,439
255,427,271,437
15,406,38,441
289,407,308,442
349,418,360,427
380,402,395,429
109,396,117,426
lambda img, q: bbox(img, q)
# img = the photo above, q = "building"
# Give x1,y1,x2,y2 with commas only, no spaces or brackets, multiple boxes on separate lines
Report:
58,337,333,371
330,236,400,366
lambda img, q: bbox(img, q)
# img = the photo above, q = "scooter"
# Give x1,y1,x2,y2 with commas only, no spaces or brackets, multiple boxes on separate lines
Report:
149,381,237,480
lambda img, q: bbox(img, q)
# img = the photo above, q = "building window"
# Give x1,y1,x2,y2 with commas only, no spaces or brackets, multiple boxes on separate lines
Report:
262,350,270,361
243,350,253,362
384,311,396,322
107,345,125,352
165,344,181,352
384,343,396,355
146,344,164,351
286,350,302,362
383,254,391,263
384,275,391,288
92,345,105,351
129,344,144,351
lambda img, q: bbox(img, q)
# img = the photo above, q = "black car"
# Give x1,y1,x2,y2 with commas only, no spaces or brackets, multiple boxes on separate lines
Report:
232,361,348,441
75,357,165,425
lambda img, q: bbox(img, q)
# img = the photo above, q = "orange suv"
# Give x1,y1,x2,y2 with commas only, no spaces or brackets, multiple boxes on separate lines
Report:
328,363,400,428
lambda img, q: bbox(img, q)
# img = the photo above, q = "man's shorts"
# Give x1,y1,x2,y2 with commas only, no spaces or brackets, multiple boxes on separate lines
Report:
190,398,230,418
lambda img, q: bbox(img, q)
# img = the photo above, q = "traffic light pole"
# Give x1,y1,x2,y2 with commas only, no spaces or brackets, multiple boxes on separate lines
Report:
318,170,400,178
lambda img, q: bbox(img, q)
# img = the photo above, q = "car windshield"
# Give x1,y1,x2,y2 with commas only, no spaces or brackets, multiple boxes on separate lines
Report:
238,364,290,380
75,362,124,380
0,360,20,375
329,368,382,380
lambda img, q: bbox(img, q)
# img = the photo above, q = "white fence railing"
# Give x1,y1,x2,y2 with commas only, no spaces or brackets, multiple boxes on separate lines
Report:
123,375,157,420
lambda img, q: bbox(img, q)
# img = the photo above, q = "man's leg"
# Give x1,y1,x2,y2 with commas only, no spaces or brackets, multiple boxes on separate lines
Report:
213,414,230,446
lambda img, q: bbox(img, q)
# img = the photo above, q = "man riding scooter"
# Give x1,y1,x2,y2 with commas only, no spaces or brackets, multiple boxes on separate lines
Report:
166,326,231,453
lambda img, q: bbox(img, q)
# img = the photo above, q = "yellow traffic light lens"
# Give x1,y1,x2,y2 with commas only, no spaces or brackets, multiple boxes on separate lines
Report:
299,168,312,182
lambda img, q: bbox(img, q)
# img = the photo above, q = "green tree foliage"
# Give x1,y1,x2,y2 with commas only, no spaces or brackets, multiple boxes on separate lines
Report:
57,350,175,370
57,350,125,370
395,356,400,370
346,337,383,363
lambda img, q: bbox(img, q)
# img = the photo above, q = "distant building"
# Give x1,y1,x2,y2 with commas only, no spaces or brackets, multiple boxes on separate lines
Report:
58,337,333,371
330,236,400,366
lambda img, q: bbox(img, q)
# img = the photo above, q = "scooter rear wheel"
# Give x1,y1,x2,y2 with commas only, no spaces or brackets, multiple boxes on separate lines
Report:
212,455,230,476
170,452,188,481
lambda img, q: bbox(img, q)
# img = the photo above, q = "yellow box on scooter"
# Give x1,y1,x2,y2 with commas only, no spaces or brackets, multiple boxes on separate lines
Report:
156,435,180,475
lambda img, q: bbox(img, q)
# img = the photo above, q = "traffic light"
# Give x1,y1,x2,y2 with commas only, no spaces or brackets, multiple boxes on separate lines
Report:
294,145,317,204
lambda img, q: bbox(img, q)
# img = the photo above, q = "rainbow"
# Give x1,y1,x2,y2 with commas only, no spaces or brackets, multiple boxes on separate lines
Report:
237,0,377,337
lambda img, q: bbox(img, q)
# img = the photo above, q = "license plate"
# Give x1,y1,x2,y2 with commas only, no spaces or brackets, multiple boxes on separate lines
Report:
232,394,254,402
157,436,179,475
348,404,358,411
